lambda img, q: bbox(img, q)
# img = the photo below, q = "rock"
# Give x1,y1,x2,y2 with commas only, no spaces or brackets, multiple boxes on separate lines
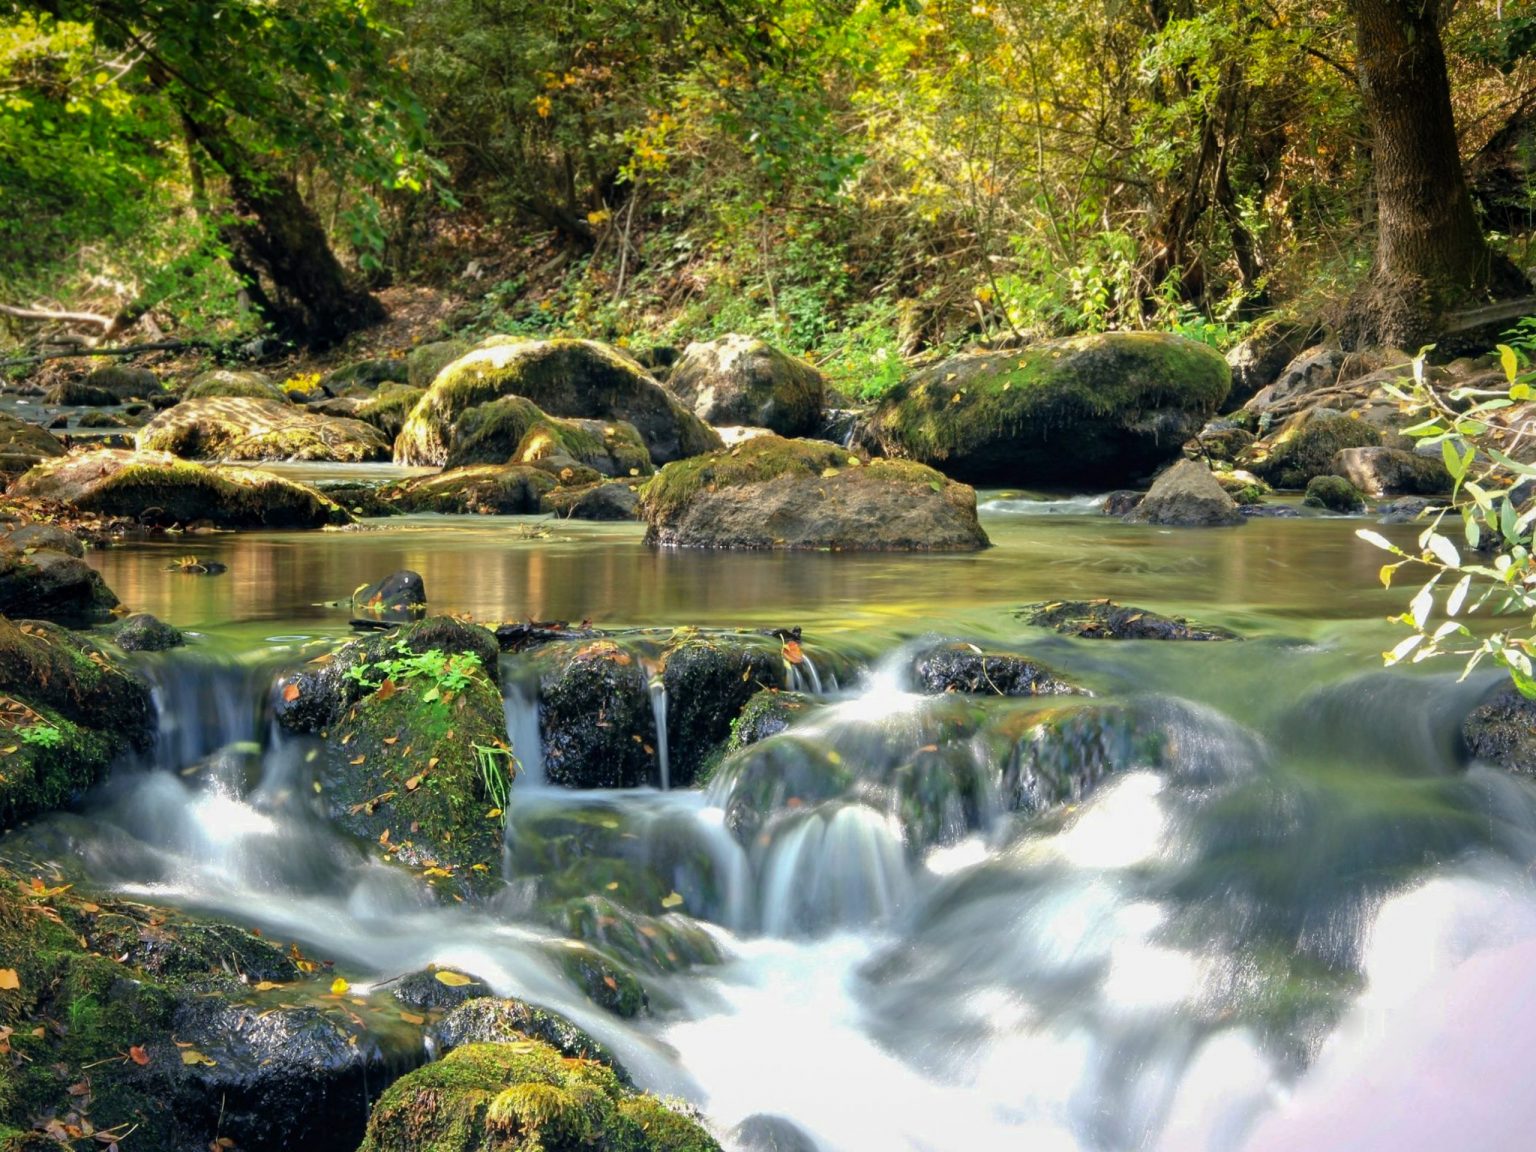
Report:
137,397,391,462
1213,469,1270,505
351,384,424,439
394,336,721,466
0,412,66,475
391,967,492,1011
725,690,818,752
1124,459,1243,526
730,1115,824,1152
350,569,427,625
10,451,350,530
76,409,128,428
911,642,1082,696
1242,409,1384,489
1239,504,1300,518
1224,321,1323,409
542,480,641,521
530,639,655,788
550,895,721,976
667,333,825,436
998,703,1170,816
314,479,401,518
0,615,152,829
445,393,655,477
114,612,185,652
387,464,556,514
1249,345,1347,411
640,435,990,552
546,943,648,1017
44,379,119,406
1331,445,1451,497
1463,682,1536,774
3,523,85,558
429,996,628,1075
181,369,288,403
1017,599,1239,641
406,338,471,389
861,332,1230,487
1101,489,1144,516
319,357,408,396
356,1041,722,1152
1378,496,1434,524
661,634,782,787
1189,419,1255,463
84,364,160,400
0,543,119,623
1303,474,1366,512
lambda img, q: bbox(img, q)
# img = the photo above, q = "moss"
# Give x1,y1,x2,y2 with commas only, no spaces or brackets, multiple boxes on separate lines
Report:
407,339,472,390
447,396,546,468
181,370,287,403
138,399,390,462
548,944,647,1017
548,897,721,975
516,419,653,479
616,1096,724,1152
866,331,1231,485
1244,411,1382,489
1303,474,1366,512
390,464,556,515
355,385,426,439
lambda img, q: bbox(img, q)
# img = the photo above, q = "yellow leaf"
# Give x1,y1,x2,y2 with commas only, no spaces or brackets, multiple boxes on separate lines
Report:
661,892,684,909
427,757,440,770
399,1011,426,1025
0,969,17,990
180,1049,213,1065
434,970,473,987
404,775,423,791
330,977,350,995
253,981,282,992
350,755,366,766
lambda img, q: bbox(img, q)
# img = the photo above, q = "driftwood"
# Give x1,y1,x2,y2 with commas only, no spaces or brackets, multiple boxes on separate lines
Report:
0,303,112,329
0,340,209,370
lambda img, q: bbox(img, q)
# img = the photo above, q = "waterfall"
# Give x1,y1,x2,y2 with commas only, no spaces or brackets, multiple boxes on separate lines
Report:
650,676,670,791
502,678,547,788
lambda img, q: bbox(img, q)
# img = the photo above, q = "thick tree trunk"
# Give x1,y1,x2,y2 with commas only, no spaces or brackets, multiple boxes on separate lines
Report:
183,113,386,350
1344,0,1528,347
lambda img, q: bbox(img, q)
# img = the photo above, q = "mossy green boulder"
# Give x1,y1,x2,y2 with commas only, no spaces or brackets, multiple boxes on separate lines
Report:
181,369,288,403
1240,409,1383,489
0,413,65,477
445,394,655,478
862,331,1231,487
639,434,989,551
356,1041,723,1152
354,384,426,439
9,450,350,529
394,337,721,467
667,334,825,436
0,543,119,624
0,615,153,830
1303,474,1366,512
138,397,391,462
388,464,557,515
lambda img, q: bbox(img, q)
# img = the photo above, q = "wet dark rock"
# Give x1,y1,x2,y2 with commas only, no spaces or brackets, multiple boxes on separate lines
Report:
114,612,185,652
530,638,655,788
667,333,826,436
3,523,85,558
494,620,605,653
726,689,818,751
1332,445,1450,497
44,379,119,406
1101,489,1144,517
387,463,556,514
320,357,409,395
543,479,642,520
0,542,119,623
429,995,629,1077
730,1114,824,1152
314,479,401,518
998,703,1170,815
1017,599,1239,641
1124,459,1243,527
350,569,427,624
546,942,648,1017
1303,474,1366,512
1239,504,1301,518
1378,496,1434,524
911,641,1083,696
391,966,492,1010
641,435,990,552
662,634,781,787
89,912,300,983
0,411,67,476
550,895,721,976
1463,682,1536,774
84,364,160,400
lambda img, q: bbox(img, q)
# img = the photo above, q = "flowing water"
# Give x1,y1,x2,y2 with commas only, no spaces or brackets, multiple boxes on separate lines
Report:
8,498,1536,1151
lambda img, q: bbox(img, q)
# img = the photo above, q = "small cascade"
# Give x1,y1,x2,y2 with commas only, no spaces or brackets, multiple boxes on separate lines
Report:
650,677,670,791
502,678,547,788
786,651,824,694
757,802,912,936
134,649,278,773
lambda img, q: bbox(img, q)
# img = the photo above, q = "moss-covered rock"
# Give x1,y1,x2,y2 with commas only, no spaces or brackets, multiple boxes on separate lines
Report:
542,481,642,521
660,634,781,787
1331,445,1451,497
443,395,545,468
388,464,557,515
113,611,185,652
357,1040,722,1152
667,334,825,436
9,450,351,529
444,394,654,479
395,337,722,466
353,384,425,440
0,544,118,624
181,369,288,403
429,997,628,1076
0,414,65,478
639,435,990,551
407,338,472,389
1212,469,1271,505
544,943,648,1017
1303,474,1366,512
138,397,391,462
1016,599,1239,641
548,896,721,976
862,331,1231,487
44,380,118,407
910,642,1082,696
530,639,655,789
1241,409,1383,489
83,365,160,401
320,358,409,396
725,690,818,752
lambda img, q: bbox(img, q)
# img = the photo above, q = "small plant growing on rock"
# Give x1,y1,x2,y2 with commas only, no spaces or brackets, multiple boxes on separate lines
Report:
345,642,485,703
16,722,63,749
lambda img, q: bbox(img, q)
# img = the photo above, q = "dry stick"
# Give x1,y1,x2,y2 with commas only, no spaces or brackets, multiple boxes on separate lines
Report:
0,304,112,329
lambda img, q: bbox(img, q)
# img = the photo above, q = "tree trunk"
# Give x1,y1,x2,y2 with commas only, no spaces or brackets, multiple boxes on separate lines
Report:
182,113,386,350
1344,0,1528,347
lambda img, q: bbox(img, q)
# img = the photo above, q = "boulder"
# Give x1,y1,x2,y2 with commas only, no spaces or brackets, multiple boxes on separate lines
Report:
1241,409,1384,489
724,689,818,752
1303,474,1366,512
910,642,1082,696
137,397,391,462
3,523,84,558
0,543,119,623
351,384,424,440
861,331,1230,487
44,379,119,406
391,966,492,1011
1016,599,1239,641
550,896,721,977
1463,682,1536,774
0,411,66,475
9,451,350,529
660,634,782,787
387,464,557,515
319,357,408,396
542,480,642,521
667,333,825,436
1124,458,1243,526
350,569,427,625
730,1115,824,1152
84,364,161,400
394,336,721,466
529,638,655,789
428,996,628,1074
445,393,654,477
1224,321,1323,410
1213,469,1270,505
640,435,990,551
356,1042,722,1152
114,611,185,652
181,369,287,403
1332,445,1451,497
0,615,153,829
77,409,130,429
406,338,472,389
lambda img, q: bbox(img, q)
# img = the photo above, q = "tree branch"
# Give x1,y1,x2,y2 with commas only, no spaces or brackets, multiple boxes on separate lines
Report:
0,304,112,329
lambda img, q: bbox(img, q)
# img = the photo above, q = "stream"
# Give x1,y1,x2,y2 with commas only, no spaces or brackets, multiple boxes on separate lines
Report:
7,496,1536,1151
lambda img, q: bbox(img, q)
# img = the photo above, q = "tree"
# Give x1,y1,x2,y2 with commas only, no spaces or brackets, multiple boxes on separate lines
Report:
1344,0,1530,347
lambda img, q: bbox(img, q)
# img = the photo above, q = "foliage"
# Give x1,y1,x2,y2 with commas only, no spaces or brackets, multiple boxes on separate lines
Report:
344,643,486,704
473,742,516,825
16,722,62,749
1358,338,1536,694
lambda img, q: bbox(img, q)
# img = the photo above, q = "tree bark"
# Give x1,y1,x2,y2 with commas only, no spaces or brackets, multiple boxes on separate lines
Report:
1344,0,1528,347
182,112,386,350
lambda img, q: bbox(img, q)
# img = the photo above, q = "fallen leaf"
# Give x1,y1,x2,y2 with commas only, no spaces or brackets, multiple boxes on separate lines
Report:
382,736,399,746
379,829,390,845
331,976,350,995
404,775,423,791
349,755,366,766
399,1011,425,1025
427,757,440,770
127,1045,150,1066
375,678,397,702
282,683,301,703
783,640,804,665
252,981,282,992
660,892,684,909
603,975,618,991
180,1049,216,1066
0,969,18,990
434,970,473,988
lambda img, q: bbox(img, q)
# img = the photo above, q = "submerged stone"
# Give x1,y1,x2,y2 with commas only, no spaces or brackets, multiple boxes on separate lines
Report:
911,641,1083,696
350,569,427,625
1017,599,1239,641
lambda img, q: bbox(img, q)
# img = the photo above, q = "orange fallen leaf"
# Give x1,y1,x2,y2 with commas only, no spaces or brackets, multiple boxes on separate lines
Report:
399,1011,426,1025
783,640,804,665
128,1045,150,1066
404,775,423,792
0,969,18,990
375,678,397,701
603,975,618,991
282,683,301,703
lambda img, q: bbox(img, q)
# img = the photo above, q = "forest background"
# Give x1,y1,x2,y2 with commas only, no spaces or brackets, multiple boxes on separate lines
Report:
5,0,1536,395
